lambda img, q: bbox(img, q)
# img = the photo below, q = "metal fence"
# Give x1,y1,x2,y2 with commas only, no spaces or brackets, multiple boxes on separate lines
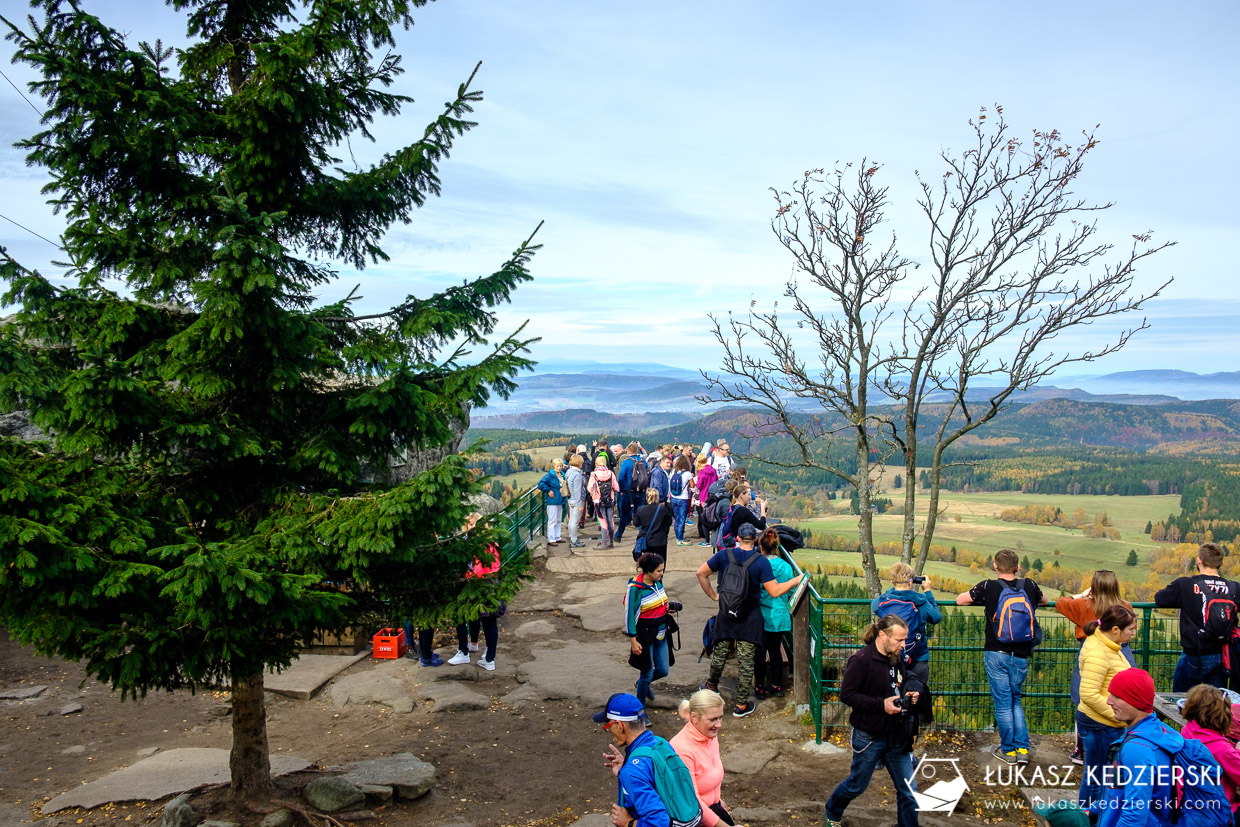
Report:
493,486,546,566
806,595,1182,743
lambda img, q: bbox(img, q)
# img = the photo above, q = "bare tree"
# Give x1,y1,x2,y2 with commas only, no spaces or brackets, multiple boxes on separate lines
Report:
702,109,1172,595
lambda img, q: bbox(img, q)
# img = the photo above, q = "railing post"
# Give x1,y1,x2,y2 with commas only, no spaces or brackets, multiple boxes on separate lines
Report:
1140,605,1153,671
793,590,811,709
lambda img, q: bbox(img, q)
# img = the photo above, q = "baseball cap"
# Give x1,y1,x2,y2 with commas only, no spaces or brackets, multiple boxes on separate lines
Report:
737,523,759,540
592,692,646,724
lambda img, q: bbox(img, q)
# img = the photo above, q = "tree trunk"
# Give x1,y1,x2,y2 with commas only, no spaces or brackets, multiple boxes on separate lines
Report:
913,445,948,575
901,447,918,565
793,589,811,710
856,446,880,596
230,671,272,805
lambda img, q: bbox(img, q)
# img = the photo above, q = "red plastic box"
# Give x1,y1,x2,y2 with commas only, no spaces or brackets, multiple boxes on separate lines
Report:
372,627,407,659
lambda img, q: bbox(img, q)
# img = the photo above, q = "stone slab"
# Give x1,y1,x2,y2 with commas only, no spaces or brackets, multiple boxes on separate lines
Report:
421,681,491,714
722,742,780,775
265,652,369,700
0,684,48,700
512,619,556,638
516,640,638,707
566,815,614,827
330,672,414,714
43,748,311,813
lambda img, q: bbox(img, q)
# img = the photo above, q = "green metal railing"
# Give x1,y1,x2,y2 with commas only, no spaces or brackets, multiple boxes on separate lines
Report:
806,596,1181,743
493,486,547,566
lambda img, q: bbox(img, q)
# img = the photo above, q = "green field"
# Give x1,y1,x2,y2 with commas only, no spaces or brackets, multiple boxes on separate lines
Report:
485,445,566,492
793,490,1181,586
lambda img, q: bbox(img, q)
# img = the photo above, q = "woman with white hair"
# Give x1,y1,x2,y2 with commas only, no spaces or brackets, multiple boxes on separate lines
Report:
670,689,734,825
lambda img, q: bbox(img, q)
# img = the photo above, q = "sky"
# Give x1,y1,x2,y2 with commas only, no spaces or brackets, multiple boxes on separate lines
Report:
1,1,1237,377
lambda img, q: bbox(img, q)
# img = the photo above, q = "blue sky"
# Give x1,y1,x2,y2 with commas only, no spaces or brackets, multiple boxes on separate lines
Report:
2,1,1237,375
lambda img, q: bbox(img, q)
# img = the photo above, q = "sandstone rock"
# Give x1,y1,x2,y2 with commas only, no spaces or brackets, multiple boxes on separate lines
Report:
61,745,86,755
722,742,780,775
329,672,414,714
340,753,435,801
59,702,83,715
303,776,364,813
421,681,491,713
200,821,240,827
359,784,393,802
259,810,294,827
137,747,160,758
0,684,48,700
162,793,200,827
512,619,556,638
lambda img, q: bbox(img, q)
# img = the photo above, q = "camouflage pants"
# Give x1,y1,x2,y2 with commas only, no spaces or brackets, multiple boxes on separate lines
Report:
708,638,757,707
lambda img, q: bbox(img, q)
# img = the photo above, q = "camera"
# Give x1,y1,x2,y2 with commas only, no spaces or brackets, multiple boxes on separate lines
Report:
911,575,926,585
892,693,914,711
668,601,683,613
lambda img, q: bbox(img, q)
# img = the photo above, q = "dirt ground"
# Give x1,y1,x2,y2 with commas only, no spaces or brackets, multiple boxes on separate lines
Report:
1,566,1056,827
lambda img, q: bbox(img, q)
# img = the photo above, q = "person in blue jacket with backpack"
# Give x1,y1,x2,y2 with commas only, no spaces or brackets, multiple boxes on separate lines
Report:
1096,668,1230,827
956,548,1046,764
597,692,703,827
871,563,941,693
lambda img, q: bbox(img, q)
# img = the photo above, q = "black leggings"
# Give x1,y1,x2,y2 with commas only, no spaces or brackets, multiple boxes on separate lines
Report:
755,629,792,689
456,616,499,661
710,802,736,825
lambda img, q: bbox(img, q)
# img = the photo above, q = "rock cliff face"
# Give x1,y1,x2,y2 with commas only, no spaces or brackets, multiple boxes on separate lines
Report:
0,410,44,442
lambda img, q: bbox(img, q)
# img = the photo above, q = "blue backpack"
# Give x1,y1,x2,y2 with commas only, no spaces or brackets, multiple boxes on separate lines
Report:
875,592,926,662
993,578,1036,644
1124,732,1230,827
670,471,685,497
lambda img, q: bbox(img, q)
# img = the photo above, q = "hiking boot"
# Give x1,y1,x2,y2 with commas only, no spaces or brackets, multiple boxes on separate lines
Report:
1069,746,1084,765
477,657,495,671
991,745,1017,764
753,686,771,699
772,685,785,697
732,700,756,718
1016,748,1030,764
420,653,445,667
447,651,470,665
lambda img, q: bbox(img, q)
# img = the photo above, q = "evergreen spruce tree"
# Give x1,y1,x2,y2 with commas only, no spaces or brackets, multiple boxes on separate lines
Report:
0,0,536,804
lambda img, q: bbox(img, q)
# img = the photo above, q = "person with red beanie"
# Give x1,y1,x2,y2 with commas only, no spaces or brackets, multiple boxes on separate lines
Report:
1096,668,1224,827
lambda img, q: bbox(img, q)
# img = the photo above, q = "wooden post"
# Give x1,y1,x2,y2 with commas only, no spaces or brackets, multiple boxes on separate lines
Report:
793,590,811,707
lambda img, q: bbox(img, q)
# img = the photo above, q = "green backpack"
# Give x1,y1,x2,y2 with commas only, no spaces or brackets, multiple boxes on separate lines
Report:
628,737,703,825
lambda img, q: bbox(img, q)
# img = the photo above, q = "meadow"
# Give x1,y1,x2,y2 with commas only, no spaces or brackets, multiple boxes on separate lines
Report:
793,490,1182,587
482,445,566,491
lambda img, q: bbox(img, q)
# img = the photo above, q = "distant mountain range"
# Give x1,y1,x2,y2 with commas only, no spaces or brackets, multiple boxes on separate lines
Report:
476,362,1240,415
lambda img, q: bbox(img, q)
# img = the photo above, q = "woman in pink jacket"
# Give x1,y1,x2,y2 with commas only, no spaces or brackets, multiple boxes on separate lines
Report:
694,455,718,547
670,689,734,825
1181,684,1240,815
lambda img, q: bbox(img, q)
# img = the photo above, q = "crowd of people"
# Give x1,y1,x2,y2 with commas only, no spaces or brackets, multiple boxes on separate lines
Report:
431,438,1240,827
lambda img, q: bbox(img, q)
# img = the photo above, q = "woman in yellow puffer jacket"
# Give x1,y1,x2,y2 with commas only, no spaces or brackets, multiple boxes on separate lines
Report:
1076,604,1138,813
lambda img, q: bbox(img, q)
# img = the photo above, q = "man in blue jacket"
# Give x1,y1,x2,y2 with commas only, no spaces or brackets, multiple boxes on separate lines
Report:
615,443,647,542
597,693,702,827
649,455,672,503
1096,669,1181,827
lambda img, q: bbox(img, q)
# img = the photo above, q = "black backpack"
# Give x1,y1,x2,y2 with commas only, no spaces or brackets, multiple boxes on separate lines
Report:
630,458,651,492
717,548,759,623
595,474,615,508
1199,577,1239,643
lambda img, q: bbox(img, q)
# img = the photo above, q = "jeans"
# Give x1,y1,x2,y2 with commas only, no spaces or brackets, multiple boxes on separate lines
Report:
671,498,690,541
546,503,562,542
1173,652,1227,692
635,635,670,702
596,504,615,542
456,617,498,661
983,649,1030,752
403,624,436,662
567,501,583,543
824,728,919,827
615,491,638,540
1076,710,1124,812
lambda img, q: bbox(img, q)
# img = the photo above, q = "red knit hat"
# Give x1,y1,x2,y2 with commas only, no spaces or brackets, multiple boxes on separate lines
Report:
1108,668,1155,713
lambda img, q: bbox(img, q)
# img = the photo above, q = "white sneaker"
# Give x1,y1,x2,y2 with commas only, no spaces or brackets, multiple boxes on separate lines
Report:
477,657,495,671
447,651,471,665
467,642,479,653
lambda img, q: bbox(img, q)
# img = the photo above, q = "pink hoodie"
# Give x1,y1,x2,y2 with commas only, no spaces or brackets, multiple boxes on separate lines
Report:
697,465,718,507
587,467,619,505
670,720,725,826
1182,720,1240,811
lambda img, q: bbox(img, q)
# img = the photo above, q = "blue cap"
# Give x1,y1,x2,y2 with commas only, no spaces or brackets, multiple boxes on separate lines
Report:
592,692,645,723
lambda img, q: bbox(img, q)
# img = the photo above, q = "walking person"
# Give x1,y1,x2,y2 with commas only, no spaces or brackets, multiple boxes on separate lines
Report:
956,548,1046,764
598,693,703,827
615,443,650,543
871,563,941,694
754,528,797,699
1155,541,1239,691
670,689,735,826
633,489,673,562
565,454,587,548
669,455,694,546
823,615,921,827
588,457,620,550
1075,604,1136,812
695,523,804,717
694,455,717,547
625,552,678,703
537,458,568,546
1055,569,1134,762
